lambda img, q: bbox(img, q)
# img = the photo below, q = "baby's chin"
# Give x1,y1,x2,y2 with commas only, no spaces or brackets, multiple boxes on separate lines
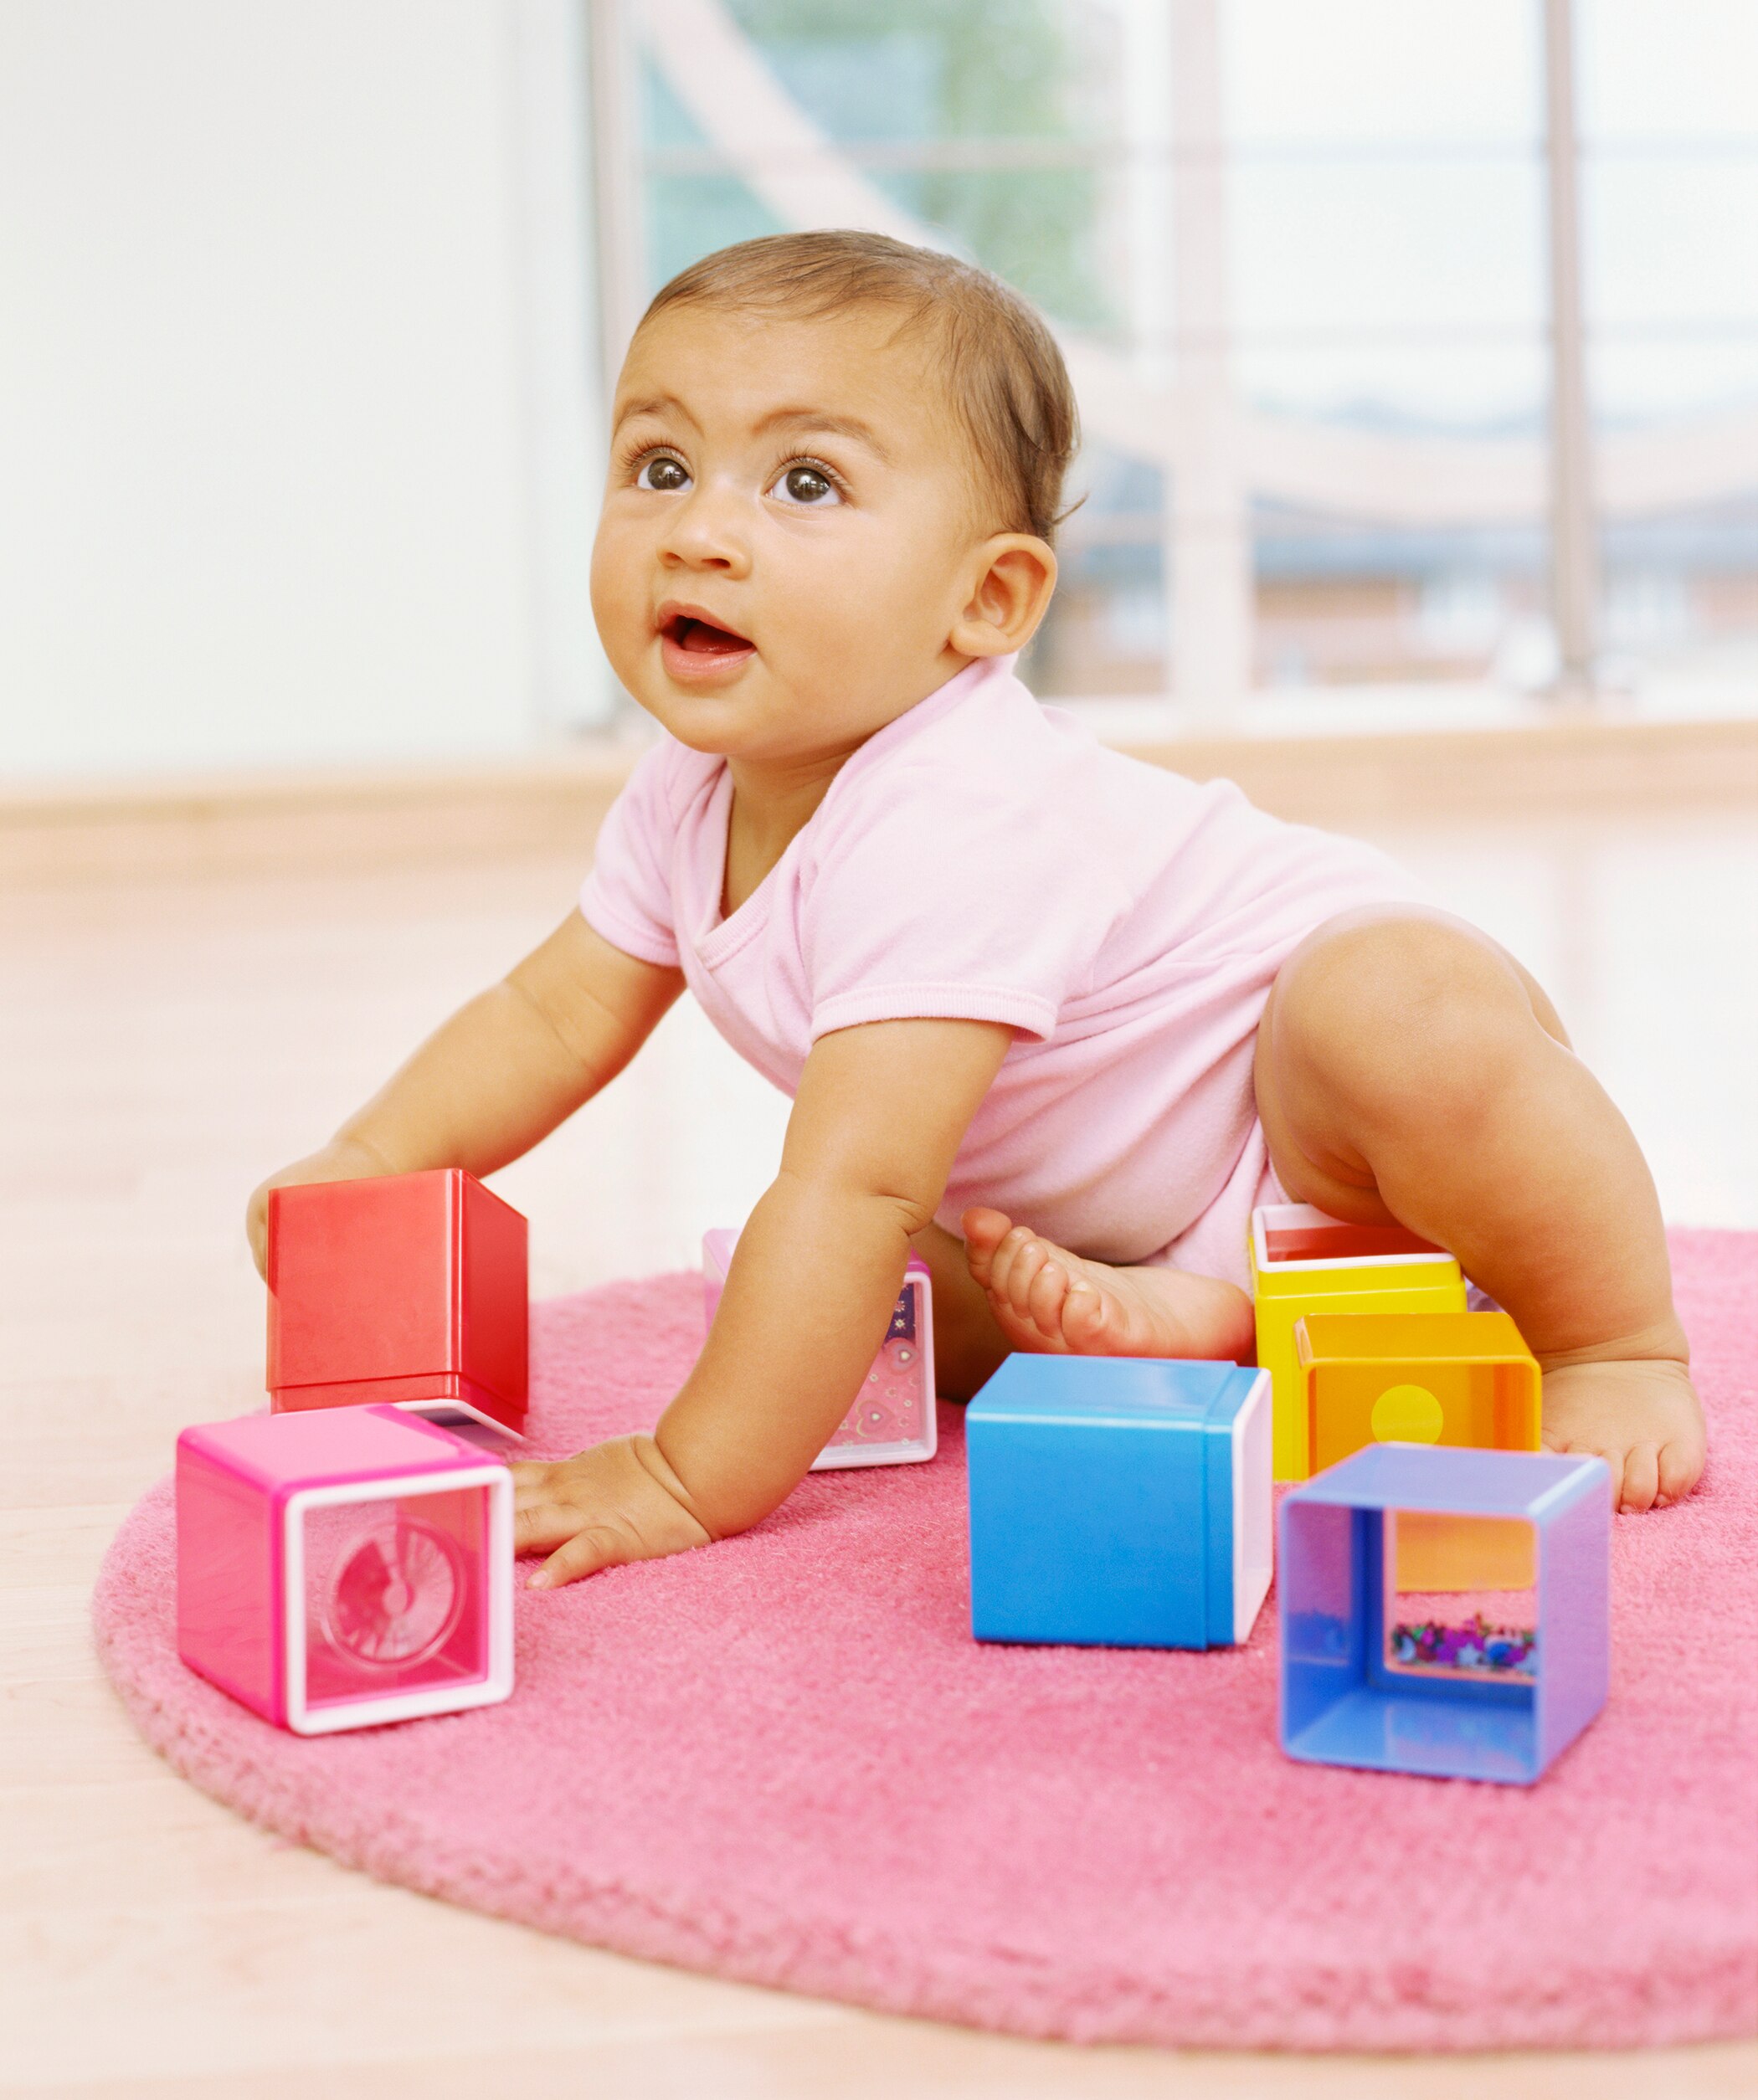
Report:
624,642,933,766
630,660,787,757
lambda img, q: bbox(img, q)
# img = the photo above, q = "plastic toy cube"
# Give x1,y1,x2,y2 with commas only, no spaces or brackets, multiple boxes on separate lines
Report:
1297,1305,1542,1593
1250,1203,1468,1482
967,1357,1272,1649
177,1404,514,1734
268,1169,528,1437
1279,1444,1609,1784
1296,1309,1540,1474
702,1229,936,1469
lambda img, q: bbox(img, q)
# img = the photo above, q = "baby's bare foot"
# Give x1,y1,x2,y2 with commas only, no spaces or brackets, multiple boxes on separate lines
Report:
961,1207,1254,1363
1540,1355,1705,1512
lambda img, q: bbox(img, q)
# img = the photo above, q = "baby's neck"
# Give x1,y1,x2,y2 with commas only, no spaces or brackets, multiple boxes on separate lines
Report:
721,756,840,917
717,648,977,913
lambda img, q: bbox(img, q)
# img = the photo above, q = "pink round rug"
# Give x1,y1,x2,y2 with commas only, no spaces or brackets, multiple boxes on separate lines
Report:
95,1230,1758,2052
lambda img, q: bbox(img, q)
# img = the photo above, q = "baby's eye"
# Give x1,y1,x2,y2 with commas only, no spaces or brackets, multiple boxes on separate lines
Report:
768,461,842,508
635,454,691,493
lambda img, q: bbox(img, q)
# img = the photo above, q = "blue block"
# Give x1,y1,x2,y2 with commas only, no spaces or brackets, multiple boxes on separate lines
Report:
966,1356,1273,1649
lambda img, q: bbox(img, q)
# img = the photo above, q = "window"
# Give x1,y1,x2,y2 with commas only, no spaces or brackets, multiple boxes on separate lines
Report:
594,0,1758,718
1579,0,1758,708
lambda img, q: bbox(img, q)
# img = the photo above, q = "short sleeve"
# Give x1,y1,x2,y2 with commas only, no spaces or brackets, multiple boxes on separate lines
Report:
578,742,683,968
799,748,1119,1044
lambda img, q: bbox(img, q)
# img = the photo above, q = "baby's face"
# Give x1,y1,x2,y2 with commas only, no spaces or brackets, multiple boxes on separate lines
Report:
592,303,1005,767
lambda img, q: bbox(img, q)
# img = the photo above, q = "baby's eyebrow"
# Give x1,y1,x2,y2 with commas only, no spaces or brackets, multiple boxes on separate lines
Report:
612,394,894,465
614,392,697,434
753,407,894,463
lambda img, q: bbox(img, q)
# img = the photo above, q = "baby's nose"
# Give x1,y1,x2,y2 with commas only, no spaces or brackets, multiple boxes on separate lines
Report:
660,484,752,576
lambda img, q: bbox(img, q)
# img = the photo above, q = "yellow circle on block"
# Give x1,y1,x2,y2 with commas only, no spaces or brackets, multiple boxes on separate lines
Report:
1371,1383,1445,1443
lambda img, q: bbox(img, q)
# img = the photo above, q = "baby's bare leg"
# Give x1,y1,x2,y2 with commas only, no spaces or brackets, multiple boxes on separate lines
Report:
1255,906,1704,1512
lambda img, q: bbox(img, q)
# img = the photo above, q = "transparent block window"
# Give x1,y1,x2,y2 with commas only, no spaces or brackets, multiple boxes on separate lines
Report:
1384,1511,1538,1688
301,1486,491,1709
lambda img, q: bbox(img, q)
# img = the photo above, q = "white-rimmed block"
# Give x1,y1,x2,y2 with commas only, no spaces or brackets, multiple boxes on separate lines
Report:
702,1228,937,1469
177,1404,513,1734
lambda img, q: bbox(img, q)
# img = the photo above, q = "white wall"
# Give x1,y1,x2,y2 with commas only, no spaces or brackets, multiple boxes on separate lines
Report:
0,0,608,779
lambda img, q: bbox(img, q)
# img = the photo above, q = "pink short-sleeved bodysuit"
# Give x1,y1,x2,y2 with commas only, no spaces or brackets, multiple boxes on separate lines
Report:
580,655,1418,1291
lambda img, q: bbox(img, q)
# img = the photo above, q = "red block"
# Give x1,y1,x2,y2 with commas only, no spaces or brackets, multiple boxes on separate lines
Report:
266,1170,528,1438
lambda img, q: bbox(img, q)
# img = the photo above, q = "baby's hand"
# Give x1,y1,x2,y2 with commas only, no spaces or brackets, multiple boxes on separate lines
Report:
511,1434,714,1588
245,1133,396,1277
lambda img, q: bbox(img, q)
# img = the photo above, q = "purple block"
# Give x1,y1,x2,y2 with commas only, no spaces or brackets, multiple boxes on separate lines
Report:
1279,1444,1610,1784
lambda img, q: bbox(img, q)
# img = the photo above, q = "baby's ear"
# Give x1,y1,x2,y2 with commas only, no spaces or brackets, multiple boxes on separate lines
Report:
949,535,1057,658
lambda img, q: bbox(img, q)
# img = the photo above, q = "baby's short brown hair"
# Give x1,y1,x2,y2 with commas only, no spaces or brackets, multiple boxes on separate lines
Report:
637,230,1080,543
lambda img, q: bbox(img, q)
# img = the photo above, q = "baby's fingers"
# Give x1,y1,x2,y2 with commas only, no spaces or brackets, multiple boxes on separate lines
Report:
512,1497,590,1556
509,1458,565,1499
529,1525,630,1590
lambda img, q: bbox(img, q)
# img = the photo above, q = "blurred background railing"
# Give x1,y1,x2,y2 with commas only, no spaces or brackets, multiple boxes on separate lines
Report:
2,0,1754,780
617,0,1758,726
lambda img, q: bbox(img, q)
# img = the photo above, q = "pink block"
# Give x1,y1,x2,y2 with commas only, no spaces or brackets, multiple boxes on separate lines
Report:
177,1404,514,1734
702,1229,938,1470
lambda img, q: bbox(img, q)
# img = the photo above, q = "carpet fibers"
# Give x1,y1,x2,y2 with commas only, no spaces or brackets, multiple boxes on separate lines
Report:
93,1230,1758,2051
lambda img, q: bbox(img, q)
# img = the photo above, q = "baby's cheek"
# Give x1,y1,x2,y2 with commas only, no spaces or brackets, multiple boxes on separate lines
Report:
796,562,918,673
589,536,651,665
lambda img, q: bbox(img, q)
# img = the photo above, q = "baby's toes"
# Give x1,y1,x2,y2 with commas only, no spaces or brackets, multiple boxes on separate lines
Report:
1617,1440,1660,1513
1000,1235,1051,1320
1656,1435,1704,1508
1540,1426,1620,1505
980,1223,1035,1302
961,1207,1014,1289
1061,1278,1110,1352
1026,1257,1071,1340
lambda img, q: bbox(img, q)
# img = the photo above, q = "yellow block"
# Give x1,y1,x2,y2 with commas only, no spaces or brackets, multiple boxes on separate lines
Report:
1249,1204,1467,1481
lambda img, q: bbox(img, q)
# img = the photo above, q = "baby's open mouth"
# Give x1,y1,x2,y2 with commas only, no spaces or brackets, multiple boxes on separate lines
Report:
661,613,753,657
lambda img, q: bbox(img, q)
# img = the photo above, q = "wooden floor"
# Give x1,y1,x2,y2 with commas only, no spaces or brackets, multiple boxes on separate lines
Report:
3,794,1755,2094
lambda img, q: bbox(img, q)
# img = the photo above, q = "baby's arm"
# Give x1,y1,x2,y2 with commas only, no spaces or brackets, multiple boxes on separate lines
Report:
245,911,681,1272
513,1016,1014,1584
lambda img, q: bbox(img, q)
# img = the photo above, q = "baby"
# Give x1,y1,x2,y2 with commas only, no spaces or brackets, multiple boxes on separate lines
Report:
249,231,1704,1584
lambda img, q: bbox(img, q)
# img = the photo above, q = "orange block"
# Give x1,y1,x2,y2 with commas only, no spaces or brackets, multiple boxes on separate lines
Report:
1390,1511,1537,1593
1295,1310,1540,1476
1296,1311,1543,1592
